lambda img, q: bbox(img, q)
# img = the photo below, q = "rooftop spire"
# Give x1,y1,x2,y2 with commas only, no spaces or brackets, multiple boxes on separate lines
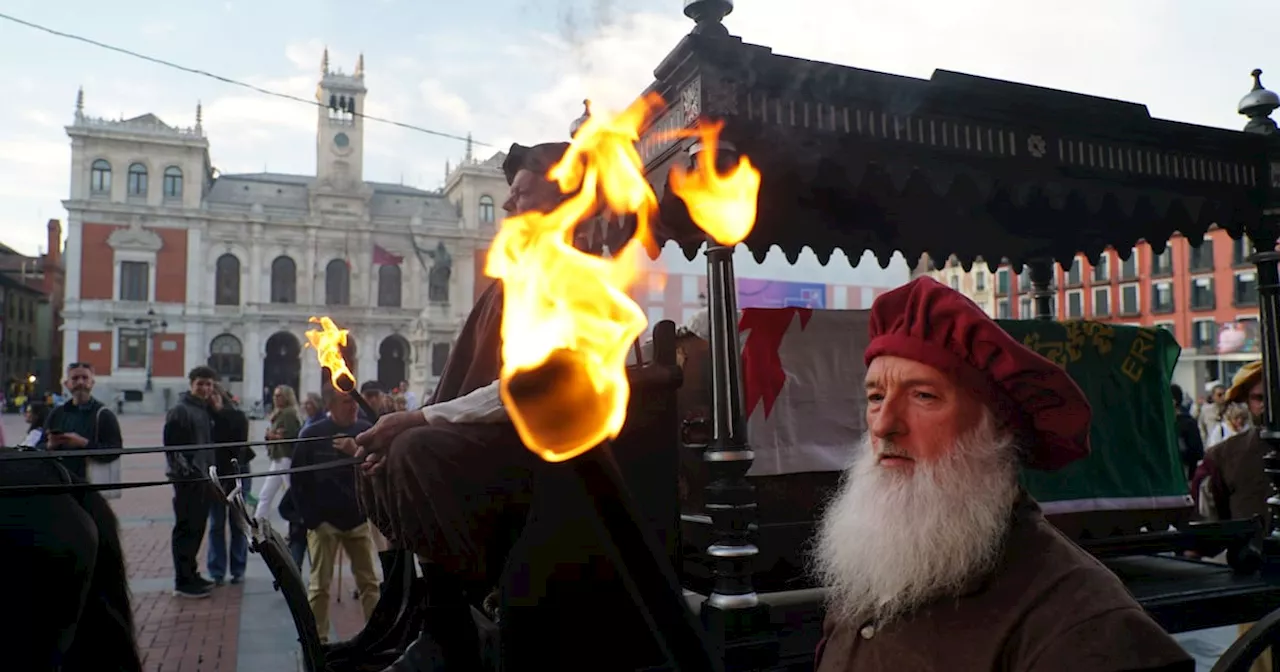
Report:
321,47,330,76
75,86,84,120
356,53,365,78
465,132,473,163
195,100,203,132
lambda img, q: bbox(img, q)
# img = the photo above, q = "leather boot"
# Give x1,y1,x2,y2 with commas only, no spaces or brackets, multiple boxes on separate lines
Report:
325,550,415,662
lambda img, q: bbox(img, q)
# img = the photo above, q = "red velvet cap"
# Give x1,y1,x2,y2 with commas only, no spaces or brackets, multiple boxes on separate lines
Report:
864,277,1092,471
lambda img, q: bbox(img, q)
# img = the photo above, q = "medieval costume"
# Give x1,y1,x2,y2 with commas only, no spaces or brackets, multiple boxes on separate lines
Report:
814,277,1192,672
356,142,574,669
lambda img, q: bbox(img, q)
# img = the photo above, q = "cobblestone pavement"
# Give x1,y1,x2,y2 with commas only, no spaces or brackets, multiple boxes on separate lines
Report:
2,410,374,671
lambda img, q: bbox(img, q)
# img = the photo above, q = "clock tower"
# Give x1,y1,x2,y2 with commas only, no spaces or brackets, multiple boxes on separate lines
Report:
315,48,366,191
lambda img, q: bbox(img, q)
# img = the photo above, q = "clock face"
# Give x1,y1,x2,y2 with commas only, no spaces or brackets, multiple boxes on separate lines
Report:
334,132,350,149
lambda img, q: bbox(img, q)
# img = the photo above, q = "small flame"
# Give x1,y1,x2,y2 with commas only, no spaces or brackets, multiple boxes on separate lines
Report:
667,119,760,247
305,316,355,390
486,95,761,464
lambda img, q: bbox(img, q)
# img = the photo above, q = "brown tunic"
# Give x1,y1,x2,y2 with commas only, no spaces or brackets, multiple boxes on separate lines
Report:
815,497,1192,672
358,282,541,586
1198,427,1270,524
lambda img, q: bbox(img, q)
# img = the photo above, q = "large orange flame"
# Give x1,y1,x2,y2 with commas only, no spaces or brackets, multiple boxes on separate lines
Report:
486,95,760,463
305,316,355,390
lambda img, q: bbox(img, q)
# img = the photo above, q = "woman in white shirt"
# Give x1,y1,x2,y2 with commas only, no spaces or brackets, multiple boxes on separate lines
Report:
19,402,51,448
1207,403,1250,448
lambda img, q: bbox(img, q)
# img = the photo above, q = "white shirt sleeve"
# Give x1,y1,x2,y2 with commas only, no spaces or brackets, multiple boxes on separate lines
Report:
420,379,507,425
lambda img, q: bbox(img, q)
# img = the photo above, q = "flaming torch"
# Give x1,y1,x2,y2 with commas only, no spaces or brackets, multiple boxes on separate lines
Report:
305,316,378,420
484,94,759,670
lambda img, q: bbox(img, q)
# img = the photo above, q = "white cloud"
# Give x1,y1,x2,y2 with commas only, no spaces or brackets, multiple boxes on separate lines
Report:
418,78,473,128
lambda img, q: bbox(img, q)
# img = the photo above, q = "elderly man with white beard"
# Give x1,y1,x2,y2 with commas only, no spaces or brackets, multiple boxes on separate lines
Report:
812,277,1193,672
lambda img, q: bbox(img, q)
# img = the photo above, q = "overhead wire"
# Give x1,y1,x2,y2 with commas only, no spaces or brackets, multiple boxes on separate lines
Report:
0,11,492,147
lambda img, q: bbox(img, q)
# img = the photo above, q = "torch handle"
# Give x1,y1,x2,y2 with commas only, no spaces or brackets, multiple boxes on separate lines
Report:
571,444,721,672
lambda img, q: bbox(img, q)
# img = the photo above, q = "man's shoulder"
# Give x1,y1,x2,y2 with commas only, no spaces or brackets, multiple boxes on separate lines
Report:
298,420,329,438
997,516,1188,669
1208,427,1258,459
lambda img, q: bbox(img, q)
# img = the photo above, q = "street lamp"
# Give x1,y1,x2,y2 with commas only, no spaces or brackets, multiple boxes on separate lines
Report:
134,309,169,392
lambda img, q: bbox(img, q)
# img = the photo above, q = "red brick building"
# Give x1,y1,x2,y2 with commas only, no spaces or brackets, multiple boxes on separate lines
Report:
992,227,1259,394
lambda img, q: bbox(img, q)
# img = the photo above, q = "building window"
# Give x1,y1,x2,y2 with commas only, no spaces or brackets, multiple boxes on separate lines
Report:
1232,237,1252,266
90,159,112,194
325,258,350,306
377,264,402,307
1153,322,1175,338
431,342,451,377
118,329,148,369
127,163,148,197
975,270,986,292
1018,267,1031,292
1119,248,1139,280
1190,276,1215,311
1189,238,1214,272
1066,290,1083,318
271,256,297,304
214,254,240,305
996,268,1010,294
163,166,183,199
1151,281,1174,313
1192,320,1217,349
208,333,244,382
1120,283,1140,315
949,274,960,291
996,298,1010,319
119,261,149,301
1151,247,1173,276
1092,253,1110,283
1235,271,1259,306
1093,287,1111,317
1064,258,1082,286
1019,296,1032,319
478,195,495,225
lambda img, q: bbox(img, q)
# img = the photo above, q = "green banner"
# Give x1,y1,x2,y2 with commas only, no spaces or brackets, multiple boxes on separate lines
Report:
996,320,1192,514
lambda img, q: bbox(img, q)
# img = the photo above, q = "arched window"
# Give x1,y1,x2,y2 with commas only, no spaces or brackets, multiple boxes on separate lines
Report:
163,166,183,199
325,259,350,306
208,333,244,382
127,163,148,197
214,254,240,305
478,195,495,225
270,256,297,304
90,159,112,194
377,264,402,307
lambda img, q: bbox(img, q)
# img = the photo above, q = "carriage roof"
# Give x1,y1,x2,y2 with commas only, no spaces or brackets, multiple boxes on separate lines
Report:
638,9,1280,272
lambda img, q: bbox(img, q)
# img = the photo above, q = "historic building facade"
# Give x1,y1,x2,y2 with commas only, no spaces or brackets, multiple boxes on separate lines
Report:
61,52,500,411
918,227,1261,396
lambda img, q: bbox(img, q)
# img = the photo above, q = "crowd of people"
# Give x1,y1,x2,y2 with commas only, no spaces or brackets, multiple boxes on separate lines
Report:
158,368,413,643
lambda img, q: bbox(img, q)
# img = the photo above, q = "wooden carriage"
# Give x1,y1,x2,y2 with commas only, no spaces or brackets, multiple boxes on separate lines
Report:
251,1,1280,670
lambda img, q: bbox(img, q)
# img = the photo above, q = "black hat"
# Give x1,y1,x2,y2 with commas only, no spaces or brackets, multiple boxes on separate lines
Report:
502,142,571,185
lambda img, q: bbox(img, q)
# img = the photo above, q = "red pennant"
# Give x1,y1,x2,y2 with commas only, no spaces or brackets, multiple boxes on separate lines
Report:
739,307,814,419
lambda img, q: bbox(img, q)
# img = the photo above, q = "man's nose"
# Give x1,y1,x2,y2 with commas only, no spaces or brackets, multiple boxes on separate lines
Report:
868,401,905,441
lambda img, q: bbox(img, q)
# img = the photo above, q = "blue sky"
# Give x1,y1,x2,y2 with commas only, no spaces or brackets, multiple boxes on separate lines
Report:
0,0,1277,256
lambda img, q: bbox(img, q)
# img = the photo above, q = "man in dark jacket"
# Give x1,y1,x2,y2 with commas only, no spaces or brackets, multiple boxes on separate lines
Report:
163,366,219,598
41,362,123,481
206,384,250,586
1171,384,1205,482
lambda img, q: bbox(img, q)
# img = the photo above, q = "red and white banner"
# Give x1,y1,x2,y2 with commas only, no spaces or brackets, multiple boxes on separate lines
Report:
739,307,870,476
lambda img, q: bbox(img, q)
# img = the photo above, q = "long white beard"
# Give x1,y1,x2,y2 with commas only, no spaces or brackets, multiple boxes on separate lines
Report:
812,411,1021,627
